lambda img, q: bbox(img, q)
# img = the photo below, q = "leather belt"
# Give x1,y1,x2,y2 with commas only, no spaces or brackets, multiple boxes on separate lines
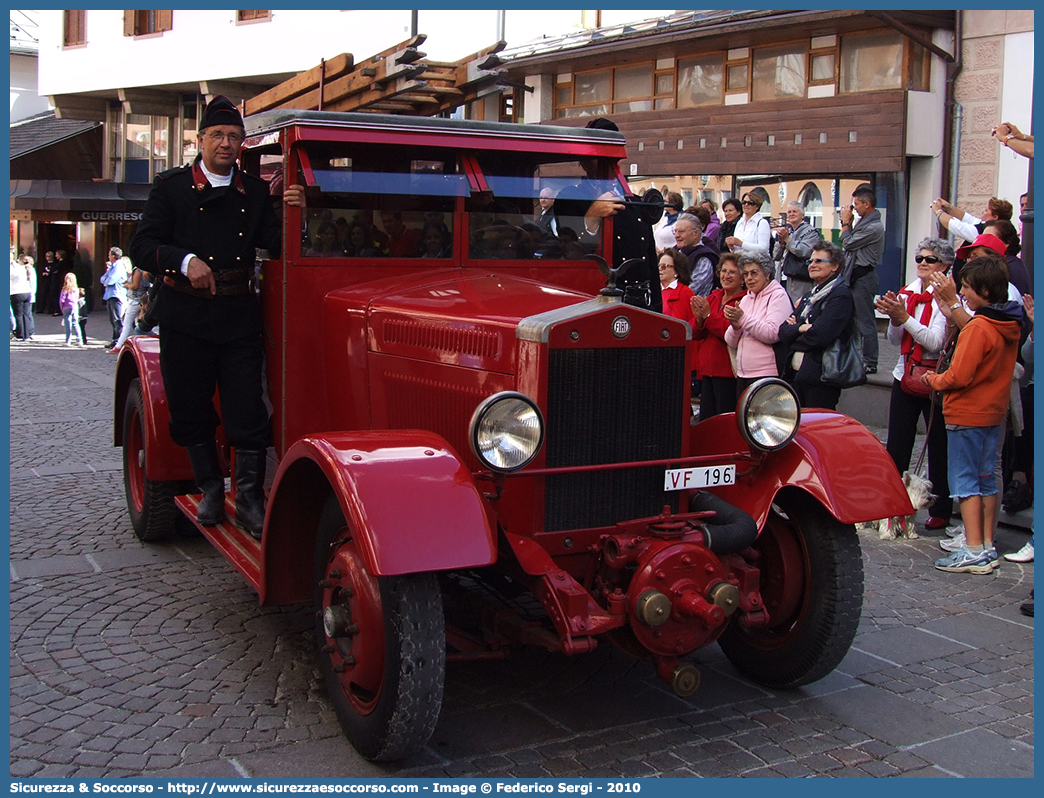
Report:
164,267,253,298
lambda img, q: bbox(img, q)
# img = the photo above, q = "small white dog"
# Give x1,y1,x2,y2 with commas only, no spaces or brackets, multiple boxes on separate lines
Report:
876,471,935,540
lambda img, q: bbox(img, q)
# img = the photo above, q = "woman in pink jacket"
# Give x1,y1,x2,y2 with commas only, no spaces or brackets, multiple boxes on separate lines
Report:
723,249,793,398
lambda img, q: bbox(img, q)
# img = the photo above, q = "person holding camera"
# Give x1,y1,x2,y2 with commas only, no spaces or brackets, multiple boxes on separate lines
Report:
773,201,821,305
840,186,885,374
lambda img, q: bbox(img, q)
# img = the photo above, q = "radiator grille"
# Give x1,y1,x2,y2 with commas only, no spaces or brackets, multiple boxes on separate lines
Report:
544,347,686,531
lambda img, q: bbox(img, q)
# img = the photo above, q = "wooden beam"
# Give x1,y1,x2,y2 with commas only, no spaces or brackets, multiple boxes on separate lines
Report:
425,39,506,70
296,62,426,111
414,85,464,97
244,53,354,115
364,101,418,112
49,94,107,122
199,80,264,106
413,70,458,81
362,34,427,63
394,93,441,104
323,77,429,113
118,88,179,117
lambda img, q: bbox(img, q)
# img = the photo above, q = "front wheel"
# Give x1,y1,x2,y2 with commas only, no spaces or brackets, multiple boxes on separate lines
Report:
314,497,445,761
123,378,183,542
718,490,862,688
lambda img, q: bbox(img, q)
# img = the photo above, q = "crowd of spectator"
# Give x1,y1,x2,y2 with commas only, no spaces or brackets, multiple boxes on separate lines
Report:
652,137,1032,589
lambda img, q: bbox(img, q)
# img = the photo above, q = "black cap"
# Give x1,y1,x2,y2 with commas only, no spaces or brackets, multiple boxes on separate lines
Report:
199,95,244,132
585,117,619,132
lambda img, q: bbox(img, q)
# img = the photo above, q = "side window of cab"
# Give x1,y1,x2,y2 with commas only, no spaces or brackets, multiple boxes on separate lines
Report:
296,143,466,261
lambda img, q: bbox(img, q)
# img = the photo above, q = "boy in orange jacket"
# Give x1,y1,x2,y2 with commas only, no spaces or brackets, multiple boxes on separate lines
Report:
923,256,1023,573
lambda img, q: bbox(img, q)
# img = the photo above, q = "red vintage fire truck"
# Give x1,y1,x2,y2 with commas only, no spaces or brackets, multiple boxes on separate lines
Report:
114,110,913,761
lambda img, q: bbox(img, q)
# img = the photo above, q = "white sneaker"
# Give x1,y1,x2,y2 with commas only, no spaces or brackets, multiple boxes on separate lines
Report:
940,532,967,552
945,524,966,538
1004,540,1035,562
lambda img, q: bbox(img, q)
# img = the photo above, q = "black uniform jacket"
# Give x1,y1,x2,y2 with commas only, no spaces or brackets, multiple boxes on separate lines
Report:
130,156,280,343
555,190,662,313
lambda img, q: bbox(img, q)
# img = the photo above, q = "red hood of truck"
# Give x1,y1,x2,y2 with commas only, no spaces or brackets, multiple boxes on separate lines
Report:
328,271,593,372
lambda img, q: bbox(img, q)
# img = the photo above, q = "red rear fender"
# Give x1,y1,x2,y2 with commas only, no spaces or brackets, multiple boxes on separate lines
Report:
113,336,193,482
690,411,915,527
260,430,496,605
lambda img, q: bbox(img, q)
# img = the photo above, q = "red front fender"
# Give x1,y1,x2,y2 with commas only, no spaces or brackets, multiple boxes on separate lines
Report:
260,430,496,605
690,410,915,527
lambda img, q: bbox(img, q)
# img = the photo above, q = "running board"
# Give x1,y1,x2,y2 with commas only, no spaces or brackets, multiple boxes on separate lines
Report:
176,494,261,593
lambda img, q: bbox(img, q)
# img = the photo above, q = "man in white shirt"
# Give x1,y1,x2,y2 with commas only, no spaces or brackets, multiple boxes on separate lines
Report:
931,196,1013,244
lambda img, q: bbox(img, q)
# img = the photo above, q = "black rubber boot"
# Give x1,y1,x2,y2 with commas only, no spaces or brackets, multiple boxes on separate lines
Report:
234,449,267,540
185,442,225,526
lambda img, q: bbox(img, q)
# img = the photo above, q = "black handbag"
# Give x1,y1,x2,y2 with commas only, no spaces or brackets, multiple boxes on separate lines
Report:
820,324,867,388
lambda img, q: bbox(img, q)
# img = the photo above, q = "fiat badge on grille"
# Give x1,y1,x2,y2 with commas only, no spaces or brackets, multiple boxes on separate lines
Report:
611,315,631,339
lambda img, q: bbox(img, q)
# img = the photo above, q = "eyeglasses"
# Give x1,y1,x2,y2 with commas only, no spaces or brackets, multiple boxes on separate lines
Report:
914,255,942,264
203,132,244,146
741,200,758,207
809,258,833,265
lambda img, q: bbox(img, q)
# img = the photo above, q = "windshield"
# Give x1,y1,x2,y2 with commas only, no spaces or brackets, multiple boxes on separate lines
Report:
295,142,619,262
468,152,620,260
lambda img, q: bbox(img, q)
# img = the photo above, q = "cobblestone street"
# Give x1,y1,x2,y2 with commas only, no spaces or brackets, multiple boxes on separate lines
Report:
8,313,1034,779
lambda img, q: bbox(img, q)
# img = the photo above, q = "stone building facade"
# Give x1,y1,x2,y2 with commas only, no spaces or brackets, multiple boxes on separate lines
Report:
954,10,1033,217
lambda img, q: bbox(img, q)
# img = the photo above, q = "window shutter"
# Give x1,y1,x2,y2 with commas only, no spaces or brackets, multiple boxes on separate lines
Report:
123,11,134,36
157,10,172,32
64,10,86,46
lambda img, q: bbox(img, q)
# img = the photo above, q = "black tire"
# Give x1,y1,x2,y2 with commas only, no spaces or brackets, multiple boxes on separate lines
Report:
718,490,862,688
122,378,180,542
314,497,445,761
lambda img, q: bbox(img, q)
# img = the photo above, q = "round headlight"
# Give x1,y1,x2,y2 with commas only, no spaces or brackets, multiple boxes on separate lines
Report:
469,392,545,472
737,378,800,452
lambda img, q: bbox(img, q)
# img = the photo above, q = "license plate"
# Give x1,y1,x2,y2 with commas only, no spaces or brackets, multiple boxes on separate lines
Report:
664,464,736,491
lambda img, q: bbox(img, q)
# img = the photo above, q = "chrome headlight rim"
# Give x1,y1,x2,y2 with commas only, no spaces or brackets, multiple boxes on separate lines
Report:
468,391,545,473
737,377,801,452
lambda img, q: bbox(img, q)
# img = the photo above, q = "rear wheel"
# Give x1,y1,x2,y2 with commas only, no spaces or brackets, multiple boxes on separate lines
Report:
314,497,445,761
718,490,862,688
123,378,181,542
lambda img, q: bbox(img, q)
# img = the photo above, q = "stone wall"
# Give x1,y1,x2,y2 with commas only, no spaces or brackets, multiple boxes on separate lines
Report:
954,10,1034,212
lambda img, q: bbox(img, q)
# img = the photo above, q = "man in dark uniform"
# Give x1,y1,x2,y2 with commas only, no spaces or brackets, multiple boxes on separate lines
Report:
130,96,304,538
553,117,661,312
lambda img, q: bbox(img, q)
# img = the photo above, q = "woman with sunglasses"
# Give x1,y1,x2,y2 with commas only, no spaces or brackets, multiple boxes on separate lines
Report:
724,192,771,254
874,238,955,531
717,198,742,252
776,241,854,410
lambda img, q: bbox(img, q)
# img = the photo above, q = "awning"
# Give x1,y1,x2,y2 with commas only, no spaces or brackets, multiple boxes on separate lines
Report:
10,180,152,223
